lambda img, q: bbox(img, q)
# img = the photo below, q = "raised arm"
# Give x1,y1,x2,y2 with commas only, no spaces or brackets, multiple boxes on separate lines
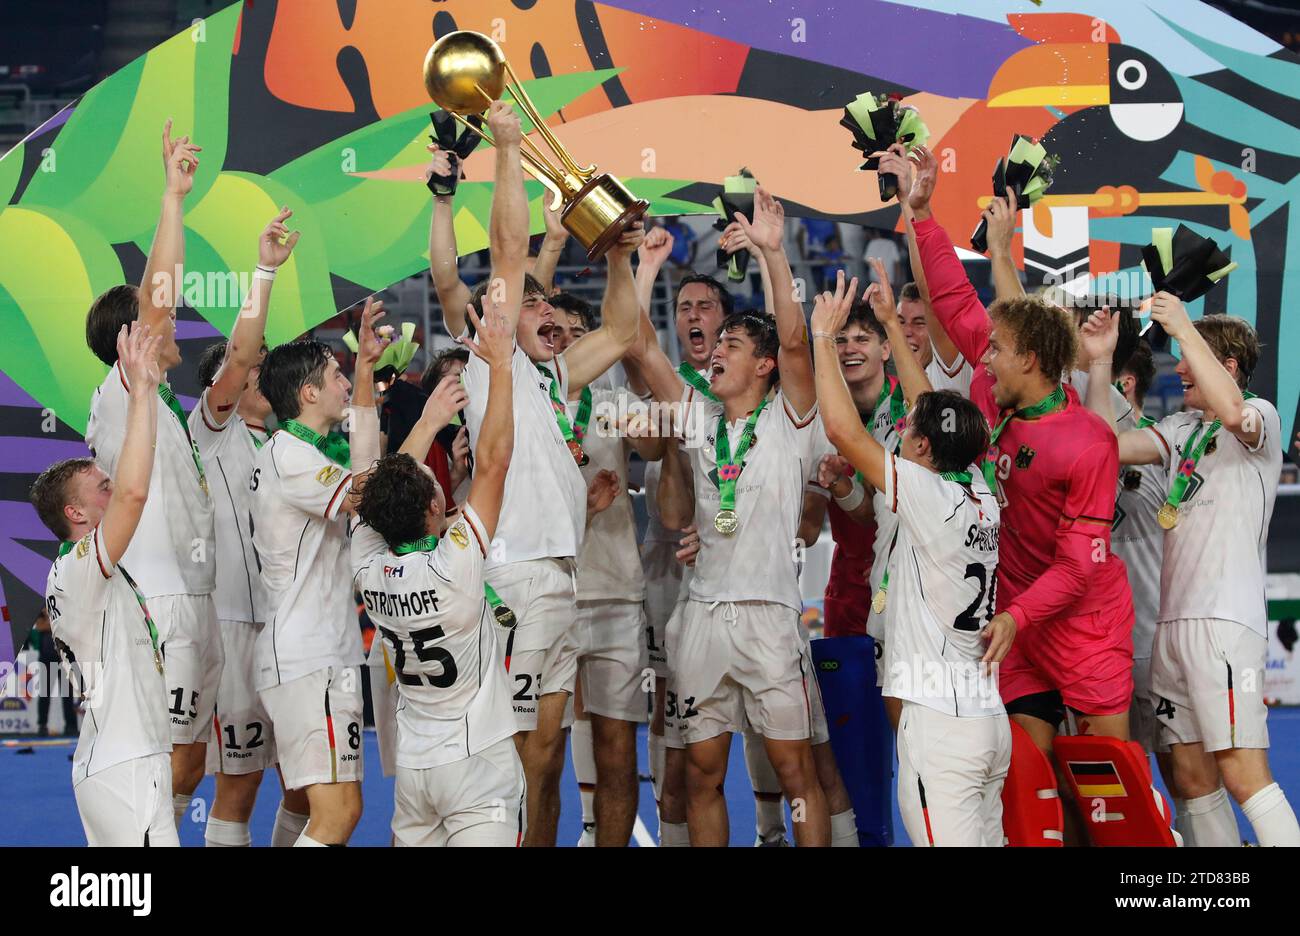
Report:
656,439,695,532
624,226,675,399
458,297,515,540
531,199,569,295
561,222,645,391
983,194,1025,302
810,276,886,493
735,187,814,415
1079,308,1163,465
1153,292,1261,447
140,121,200,336
398,375,469,465
485,101,529,336
884,146,991,366
205,210,300,425
866,259,931,406
345,299,389,507
426,142,473,336
101,324,163,564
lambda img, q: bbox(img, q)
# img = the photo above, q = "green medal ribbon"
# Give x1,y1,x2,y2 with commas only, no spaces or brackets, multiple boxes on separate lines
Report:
1160,391,1255,527
247,425,268,450
536,364,588,461
281,418,351,467
852,375,909,487
389,535,514,626
874,469,973,609
157,384,209,495
678,362,719,403
117,564,164,674
571,386,594,443
980,385,1066,492
1136,415,1156,429
715,397,769,519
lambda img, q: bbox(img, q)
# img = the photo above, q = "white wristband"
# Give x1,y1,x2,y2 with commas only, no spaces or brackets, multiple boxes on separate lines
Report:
254,266,277,282
833,477,865,511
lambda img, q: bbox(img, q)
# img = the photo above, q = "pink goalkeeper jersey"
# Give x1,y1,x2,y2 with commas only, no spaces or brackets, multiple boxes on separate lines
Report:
914,216,1131,632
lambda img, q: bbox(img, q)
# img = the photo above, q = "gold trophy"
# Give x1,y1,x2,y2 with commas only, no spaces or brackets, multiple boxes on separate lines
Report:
423,30,649,261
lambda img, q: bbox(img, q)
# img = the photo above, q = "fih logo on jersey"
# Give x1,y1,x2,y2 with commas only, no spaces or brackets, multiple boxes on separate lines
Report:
50,867,151,916
383,565,404,578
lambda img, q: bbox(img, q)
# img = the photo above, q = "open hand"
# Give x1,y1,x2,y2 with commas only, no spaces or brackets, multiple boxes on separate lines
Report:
258,207,301,269
733,186,784,254
162,119,202,198
1079,307,1119,365
459,292,514,368
811,269,859,336
119,322,164,390
586,468,621,516
356,297,389,367
423,374,469,431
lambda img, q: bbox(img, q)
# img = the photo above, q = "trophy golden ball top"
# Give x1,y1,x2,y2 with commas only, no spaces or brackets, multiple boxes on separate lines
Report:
423,31,508,115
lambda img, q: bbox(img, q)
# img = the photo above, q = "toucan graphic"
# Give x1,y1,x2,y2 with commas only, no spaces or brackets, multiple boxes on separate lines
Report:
984,36,1300,288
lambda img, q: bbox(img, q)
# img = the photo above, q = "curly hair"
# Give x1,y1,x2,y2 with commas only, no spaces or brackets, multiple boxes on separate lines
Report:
355,453,437,549
988,295,1078,382
1194,314,1259,389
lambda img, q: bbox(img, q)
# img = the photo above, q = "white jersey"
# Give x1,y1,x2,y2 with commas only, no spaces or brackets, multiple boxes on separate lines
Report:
572,386,644,602
1112,454,1164,660
925,342,973,398
251,430,362,690
351,506,515,769
881,456,1003,718
684,386,819,613
85,364,215,598
462,344,585,572
45,525,172,784
189,392,268,624
1145,398,1281,637
865,379,906,640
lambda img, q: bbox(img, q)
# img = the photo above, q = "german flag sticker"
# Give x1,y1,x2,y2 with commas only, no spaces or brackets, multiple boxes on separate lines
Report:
1068,760,1126,798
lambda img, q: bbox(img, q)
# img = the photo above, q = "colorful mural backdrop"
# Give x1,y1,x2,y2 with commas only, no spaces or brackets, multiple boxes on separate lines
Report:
0,0,1296,652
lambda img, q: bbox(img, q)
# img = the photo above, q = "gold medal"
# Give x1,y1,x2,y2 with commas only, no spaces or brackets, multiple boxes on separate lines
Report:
1157,502,1179,530
154,650,164,675
567,439,589,467
872,589,887,615
713,509,739,536
200,476,210,498
493,603,518,629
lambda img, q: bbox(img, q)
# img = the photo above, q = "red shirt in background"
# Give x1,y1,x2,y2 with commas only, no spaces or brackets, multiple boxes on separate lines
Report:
823,501,877,638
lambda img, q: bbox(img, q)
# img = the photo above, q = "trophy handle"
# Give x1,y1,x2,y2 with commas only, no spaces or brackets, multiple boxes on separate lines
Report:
444,107,571,200
502,62,597,182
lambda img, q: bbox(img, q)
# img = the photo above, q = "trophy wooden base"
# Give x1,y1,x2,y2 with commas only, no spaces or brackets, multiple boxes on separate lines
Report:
562,172,650,262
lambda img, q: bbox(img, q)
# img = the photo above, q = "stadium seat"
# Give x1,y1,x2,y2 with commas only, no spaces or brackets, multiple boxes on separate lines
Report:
1053,734,1180,847
1001,720,1064,846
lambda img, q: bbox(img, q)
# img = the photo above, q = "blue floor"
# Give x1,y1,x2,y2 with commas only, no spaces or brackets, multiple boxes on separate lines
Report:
6,708,1299,846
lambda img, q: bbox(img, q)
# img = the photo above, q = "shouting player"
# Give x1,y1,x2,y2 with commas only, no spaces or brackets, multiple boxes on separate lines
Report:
811,275,1013,846
83,121,219,830
34,324,174,845
1082,300,1300,847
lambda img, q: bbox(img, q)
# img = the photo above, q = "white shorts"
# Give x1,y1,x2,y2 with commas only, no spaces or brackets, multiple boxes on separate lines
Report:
487,558,581,732
642,541,682,679
75,752,179,847
207,620,277,775
663,597,688,751
874,637,886,689
797,624,830,746
154,593,223,745
576,599,650,723
896,702,1010,847
260,666,364,790
1129,656,1162,755
1151,618,1270,753
673,600,815,746
393,738,526,847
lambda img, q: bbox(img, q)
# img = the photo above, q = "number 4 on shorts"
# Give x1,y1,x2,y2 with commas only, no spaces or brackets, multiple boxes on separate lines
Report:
1155,697,1176,720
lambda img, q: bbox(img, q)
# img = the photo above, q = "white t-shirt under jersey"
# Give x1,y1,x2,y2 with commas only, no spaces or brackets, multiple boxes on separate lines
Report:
461,345,585,572
1144,397,1281,637
351,506,515,769
251,430,362,690
189,392,268,624
881,456,1003,718
85,364,215,598
45,524,172,785
684,386,820,613
571,386,644,603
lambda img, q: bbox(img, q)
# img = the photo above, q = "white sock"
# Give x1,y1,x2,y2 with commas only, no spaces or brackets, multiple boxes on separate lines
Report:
1184,787,1240,847
649,730,666,805
659,821,690,847
1240,782,1300,846
293,830,328,847
205,816,251,847
742,730,785,843
1173,798,1196,848
831,809,859,847
173,794,191,831
272,805,310,848
571,718,596,826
